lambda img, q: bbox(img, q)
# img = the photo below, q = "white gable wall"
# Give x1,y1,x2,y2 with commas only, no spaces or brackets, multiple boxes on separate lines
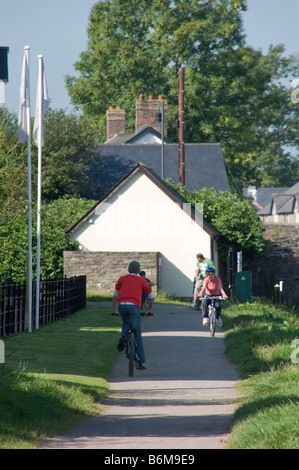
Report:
133,133,162,144
70,173,216,297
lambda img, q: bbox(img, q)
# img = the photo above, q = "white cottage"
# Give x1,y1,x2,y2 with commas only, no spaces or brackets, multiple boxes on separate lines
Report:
66,163,220,297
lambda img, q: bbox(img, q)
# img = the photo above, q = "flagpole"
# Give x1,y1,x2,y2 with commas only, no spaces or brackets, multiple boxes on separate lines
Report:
25,47,33,333
33,54,49,330
18,45,33,333
35,54,43,331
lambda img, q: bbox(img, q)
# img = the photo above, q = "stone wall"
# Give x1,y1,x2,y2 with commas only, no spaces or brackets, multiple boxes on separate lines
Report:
243,225,299,305
64,251,160,296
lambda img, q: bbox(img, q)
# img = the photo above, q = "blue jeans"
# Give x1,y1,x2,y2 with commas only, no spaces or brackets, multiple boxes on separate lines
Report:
118,304,146,363
202,296,221,319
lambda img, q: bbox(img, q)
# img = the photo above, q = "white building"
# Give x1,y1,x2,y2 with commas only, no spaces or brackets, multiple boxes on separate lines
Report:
66,163,220,297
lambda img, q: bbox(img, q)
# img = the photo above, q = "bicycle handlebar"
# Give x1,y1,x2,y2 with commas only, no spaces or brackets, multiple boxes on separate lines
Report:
200,295,226,300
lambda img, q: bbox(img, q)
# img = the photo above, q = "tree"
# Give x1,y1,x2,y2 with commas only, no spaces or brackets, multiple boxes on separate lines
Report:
0,108,29,281
35,109,101,201
37,197,96,278
0,196,96,282
0,109,27,220
66,0,299,188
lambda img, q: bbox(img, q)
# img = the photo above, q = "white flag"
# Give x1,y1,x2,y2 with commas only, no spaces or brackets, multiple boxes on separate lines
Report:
18,47,30,143
33,55,49,147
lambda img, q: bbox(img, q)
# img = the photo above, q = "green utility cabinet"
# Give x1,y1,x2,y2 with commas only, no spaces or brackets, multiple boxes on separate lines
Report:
236,271,252,302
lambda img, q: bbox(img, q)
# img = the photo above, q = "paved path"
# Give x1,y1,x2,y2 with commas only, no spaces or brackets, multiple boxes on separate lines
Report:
41,303,240,449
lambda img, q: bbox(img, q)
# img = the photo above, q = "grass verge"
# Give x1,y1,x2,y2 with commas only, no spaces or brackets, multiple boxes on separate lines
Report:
0,302,121,449
222,301,299,449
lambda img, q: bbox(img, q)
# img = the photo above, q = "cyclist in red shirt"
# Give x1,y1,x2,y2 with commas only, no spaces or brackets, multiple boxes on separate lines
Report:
112,261,154,370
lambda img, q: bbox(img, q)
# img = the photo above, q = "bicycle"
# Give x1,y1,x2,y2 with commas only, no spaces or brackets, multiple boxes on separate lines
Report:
125,327,138,377
140,291,150,311
114,312,150,377
205,295,224,337
195,294,201,311
114,320,146,377
125,325,148,376
192,278,202,310
140,288,154,315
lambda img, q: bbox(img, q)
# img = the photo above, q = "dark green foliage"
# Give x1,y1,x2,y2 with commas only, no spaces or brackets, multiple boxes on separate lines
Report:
167,181,266,259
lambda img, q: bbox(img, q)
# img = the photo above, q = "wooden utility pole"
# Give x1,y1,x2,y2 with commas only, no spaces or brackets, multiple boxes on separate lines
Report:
178,67,185,185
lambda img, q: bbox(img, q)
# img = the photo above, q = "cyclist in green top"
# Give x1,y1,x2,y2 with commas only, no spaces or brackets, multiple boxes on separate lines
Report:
190,253,215,308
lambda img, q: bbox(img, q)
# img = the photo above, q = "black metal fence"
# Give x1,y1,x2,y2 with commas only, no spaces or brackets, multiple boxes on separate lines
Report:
0,276,86,337
0,282,26,337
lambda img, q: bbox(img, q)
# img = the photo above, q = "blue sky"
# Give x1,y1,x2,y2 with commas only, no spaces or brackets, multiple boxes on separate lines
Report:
1,0,299,114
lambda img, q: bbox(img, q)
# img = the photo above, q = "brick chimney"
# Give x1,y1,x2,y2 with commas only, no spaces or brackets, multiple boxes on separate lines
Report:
135,94,168,137
106,106,126,139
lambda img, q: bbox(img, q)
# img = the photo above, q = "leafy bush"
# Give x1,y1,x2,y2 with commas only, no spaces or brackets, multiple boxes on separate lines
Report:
167,182,266,260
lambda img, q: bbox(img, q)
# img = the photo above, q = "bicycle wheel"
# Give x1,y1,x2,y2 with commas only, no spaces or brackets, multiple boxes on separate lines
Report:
140,292,145,310
209,307,216,337
143,297,150,311
128,330,135,377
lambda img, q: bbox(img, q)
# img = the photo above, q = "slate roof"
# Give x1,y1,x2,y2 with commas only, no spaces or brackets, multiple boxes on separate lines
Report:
243,187,288,211
68,162,220,239
92,142,230,201
258,182,299,216
284,182,299,194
